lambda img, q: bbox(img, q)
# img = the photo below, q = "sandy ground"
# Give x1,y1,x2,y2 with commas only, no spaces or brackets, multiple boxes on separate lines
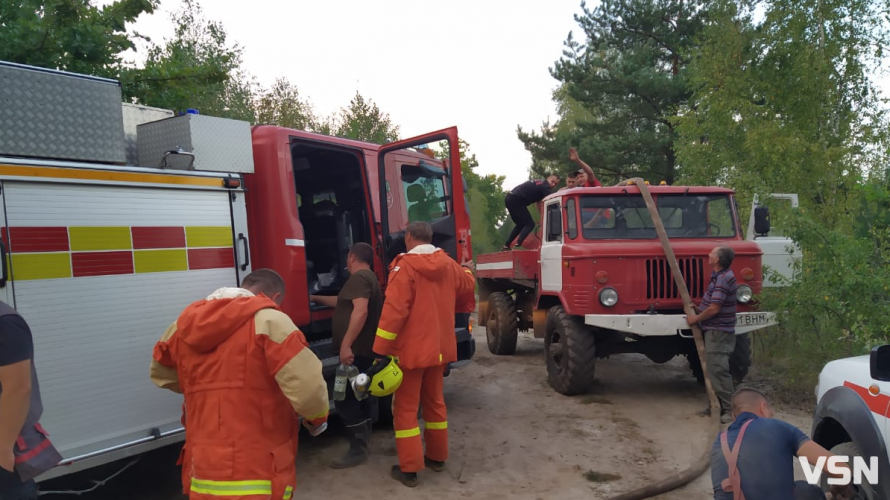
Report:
38,326,816,499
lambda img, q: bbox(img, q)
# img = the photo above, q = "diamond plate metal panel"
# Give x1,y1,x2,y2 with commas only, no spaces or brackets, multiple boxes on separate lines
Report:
121,103,173,166
0,62,126,164
137,114,255,173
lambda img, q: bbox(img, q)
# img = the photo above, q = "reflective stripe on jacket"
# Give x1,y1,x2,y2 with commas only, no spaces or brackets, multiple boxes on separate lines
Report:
150,288,329,499
373,245,476,369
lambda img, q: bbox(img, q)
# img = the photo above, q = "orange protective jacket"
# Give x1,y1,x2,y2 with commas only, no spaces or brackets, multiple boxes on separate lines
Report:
373,245,476,369
149,288,329,500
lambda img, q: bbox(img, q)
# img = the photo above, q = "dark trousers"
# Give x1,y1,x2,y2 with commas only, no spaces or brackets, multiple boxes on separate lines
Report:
793,480,827,499
0,468,38,500
504,194,535,248
338,355,374,426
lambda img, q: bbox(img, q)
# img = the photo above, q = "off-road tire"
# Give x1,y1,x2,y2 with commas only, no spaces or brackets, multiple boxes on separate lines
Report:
687,348,705,385
821,442,877,500
729,332,752,386
544,305,596,395
485,292,519,355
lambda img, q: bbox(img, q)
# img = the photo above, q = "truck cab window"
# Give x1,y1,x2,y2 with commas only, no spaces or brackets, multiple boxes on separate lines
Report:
401,163,447,223
546,203,563,242
566,199,578,239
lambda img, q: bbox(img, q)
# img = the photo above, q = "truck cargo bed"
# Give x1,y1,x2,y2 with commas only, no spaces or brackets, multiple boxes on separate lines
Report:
476,249,539,284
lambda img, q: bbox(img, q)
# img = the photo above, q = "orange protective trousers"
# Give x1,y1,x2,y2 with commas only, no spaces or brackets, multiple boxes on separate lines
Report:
393,365,448,473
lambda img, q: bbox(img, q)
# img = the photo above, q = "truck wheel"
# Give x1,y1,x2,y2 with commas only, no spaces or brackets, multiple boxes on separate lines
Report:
729,333,751,386
822,442,876,500
544,305,596,395
486,292,518,355
687,348,705,385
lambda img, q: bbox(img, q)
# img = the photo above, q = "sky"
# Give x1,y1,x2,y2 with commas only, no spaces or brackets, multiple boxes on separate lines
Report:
107,0,588,191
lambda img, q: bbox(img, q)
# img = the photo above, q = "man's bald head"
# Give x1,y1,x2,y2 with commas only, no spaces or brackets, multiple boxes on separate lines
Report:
731,387,773,418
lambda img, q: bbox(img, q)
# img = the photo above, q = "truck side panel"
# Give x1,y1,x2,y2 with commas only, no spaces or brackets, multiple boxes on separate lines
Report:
0,178,244,480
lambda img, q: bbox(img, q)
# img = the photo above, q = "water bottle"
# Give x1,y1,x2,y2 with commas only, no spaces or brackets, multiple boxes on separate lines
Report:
333,363,349,401
351,373,371,401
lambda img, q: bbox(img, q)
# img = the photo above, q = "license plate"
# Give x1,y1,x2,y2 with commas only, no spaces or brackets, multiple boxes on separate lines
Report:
736,313,768,326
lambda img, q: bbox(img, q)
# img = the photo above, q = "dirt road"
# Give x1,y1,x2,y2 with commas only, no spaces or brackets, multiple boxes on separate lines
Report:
38,326,814,499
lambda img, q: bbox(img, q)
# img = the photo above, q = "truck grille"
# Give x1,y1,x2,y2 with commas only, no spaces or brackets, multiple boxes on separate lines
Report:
645,257,705,300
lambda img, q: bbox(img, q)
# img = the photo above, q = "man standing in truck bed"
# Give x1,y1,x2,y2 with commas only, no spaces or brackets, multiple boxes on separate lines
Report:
373,221,476,487
310,242,383,469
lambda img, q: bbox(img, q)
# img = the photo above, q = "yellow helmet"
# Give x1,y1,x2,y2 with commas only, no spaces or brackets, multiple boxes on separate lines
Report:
367,356,403,397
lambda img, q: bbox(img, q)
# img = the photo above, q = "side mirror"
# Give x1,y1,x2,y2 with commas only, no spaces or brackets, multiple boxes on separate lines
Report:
754,206,771,235
871,345,890,382
547,210,562,240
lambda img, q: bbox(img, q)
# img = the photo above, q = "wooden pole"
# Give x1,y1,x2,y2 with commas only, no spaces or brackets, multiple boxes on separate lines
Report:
605,178,722,500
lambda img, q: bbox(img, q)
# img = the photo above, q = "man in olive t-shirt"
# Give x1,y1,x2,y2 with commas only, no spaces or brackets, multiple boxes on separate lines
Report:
310,242,382,469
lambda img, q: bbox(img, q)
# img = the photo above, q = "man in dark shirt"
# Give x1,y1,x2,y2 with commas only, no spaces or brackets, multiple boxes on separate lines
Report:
687,246,739,422
310,242,383,469
502,174,560,250
711,388,855,500
0,305,40,500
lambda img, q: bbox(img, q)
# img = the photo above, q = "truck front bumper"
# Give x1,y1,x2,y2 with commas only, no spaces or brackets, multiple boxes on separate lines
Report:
584,311,777,337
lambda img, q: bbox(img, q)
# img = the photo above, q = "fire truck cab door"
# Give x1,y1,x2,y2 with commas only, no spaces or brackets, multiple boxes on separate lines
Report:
540,199,563,292
377,127,469,281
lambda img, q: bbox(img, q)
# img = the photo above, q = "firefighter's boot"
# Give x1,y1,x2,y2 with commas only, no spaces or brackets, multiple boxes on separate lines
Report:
330,420,371,469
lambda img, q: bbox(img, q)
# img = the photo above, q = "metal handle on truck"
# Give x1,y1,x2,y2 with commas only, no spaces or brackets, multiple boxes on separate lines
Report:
0,239,7,288
238,233,250,271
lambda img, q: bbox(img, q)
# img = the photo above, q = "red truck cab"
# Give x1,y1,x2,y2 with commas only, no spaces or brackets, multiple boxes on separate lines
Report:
476,184,775,395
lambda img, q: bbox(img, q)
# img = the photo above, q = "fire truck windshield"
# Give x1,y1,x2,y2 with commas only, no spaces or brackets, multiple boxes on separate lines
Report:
578,193,737,240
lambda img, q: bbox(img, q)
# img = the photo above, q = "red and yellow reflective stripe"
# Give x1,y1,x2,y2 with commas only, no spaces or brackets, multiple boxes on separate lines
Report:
395,427,421,439
425,421,448,430
189,478,272,496
1,225,235,280
284,485,294,500
376,328,397,341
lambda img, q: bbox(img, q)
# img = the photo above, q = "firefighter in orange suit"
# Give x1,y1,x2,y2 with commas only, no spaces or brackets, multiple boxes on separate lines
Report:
149,268,330,500
373,221,476,487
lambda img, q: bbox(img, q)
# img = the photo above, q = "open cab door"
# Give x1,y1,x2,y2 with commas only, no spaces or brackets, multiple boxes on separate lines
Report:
746,193,802,287
377,127,472,281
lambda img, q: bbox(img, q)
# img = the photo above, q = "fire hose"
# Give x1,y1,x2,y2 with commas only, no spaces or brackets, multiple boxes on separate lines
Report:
604,178,723,500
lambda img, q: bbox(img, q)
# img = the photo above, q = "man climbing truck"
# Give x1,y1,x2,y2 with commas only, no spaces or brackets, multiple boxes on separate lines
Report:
475,182,778,395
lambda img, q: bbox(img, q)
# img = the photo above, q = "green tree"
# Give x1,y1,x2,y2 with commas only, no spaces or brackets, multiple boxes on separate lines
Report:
120,0,254,121
518,0,712,185
0,0,156,76
437,139,507,256
330,91,400,144
255,77,320,131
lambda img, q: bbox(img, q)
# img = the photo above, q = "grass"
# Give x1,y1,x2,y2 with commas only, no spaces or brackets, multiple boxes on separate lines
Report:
584,470,622,482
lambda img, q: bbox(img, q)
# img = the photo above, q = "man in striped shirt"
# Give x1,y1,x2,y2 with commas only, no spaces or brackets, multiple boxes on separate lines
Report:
687,246,739,423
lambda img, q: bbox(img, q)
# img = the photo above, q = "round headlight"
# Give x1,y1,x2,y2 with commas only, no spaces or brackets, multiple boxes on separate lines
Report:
737,285,753,304
599,287,619,307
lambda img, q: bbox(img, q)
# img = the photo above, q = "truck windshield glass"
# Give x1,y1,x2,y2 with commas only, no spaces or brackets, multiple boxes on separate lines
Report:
401,163,448,222
579,194,736,239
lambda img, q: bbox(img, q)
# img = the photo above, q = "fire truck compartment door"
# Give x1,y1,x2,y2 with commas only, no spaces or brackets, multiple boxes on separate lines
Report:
540,200,563,292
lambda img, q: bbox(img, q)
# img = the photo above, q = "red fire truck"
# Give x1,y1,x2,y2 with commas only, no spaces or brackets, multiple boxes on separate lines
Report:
475,183,776,395
0,61,475,480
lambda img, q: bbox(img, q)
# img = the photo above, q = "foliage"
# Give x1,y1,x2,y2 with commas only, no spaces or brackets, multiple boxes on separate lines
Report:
437,140,508,256
0,0,156,77
518,0,712,185
254,77,320,131
328,91,401,144
120,0,254,121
